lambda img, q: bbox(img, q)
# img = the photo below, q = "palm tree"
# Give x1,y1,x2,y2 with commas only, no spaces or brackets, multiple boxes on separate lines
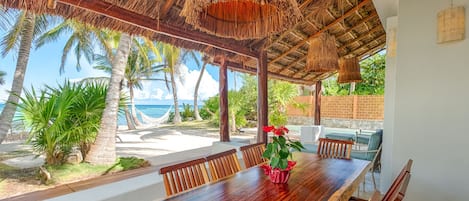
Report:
0,71,6,85
0,11,50,144
159,43,182,123
193,61,207,121
94,39,166,127
36,19,111,74
85,33,132,165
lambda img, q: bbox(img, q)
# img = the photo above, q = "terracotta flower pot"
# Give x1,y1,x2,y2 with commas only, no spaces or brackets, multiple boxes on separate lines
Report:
269,169,291,184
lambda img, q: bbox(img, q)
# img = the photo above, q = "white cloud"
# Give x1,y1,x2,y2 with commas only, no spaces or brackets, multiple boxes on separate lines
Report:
164,94,173,100
151,88,164,100
172,63,218,101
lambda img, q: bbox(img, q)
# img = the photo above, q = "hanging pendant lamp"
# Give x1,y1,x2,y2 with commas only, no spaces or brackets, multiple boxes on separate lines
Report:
306,33,339,72
180,0,303,40
338,57,362,83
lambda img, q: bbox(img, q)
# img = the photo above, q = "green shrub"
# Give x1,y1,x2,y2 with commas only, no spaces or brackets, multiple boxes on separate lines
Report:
16,81,126,165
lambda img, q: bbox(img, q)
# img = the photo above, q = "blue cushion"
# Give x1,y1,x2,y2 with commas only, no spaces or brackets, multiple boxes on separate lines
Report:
302,144,318,154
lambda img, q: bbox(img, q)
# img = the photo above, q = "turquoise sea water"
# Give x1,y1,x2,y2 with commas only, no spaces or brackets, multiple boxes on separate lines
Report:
0,104,178,126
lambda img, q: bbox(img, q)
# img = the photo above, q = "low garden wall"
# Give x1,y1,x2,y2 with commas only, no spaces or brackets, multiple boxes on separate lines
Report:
287,95,384,130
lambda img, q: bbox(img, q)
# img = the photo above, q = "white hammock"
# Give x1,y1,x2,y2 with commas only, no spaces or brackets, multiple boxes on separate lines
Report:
138,106,172,127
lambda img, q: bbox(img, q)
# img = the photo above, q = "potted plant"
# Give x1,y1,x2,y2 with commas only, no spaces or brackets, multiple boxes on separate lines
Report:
261,125,305,183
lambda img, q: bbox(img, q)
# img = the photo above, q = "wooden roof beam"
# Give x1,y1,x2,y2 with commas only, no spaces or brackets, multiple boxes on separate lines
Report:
266,0,340,49
336,11,378,39
338,26,383,50
359,47,385,60
58,0,259,58
212,59,313,85
267,0,372,66
159,0,176,19
345,34,386,56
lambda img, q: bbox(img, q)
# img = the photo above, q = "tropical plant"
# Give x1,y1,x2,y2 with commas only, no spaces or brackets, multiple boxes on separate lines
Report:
181,103,194,121
0,11,51,144
16,81,123,165
0,71,6,85
261,126,304,170
193,60,207,121
85,33,133,165
159,43,182,123
268,80,299,126
93,37,166,127
35,19,111,74
323,54,385,96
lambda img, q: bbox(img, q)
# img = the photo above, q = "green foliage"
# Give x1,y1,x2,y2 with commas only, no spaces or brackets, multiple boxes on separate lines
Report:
268,80,299,126
116,157,150,171
324,53,386,96
181,103,194,121
15,81,126,165
262,127,304,170
201,74,300,128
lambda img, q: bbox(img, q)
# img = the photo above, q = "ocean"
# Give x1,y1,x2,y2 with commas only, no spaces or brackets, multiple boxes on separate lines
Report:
0,104,177,126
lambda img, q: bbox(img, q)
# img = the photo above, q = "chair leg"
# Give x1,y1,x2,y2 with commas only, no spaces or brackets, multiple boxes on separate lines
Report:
372,169,377,191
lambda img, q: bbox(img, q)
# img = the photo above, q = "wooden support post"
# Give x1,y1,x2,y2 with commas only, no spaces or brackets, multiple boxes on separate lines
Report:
257,51,268,144
219,56,230,142
314,81,322,125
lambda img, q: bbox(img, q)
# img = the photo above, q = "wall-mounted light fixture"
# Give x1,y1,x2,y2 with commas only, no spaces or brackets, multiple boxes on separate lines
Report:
437,5,465,43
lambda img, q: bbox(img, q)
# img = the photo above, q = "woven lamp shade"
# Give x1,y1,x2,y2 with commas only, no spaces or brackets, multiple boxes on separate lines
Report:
180,0,302,40
338,57,362,84
306,33,339,72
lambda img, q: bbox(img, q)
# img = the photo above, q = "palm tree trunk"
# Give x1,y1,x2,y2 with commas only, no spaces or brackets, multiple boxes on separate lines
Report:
85,33,132,165
124,104,136,130
129,86,142,126
193,62,207,121
0,12,35,144
170,68,181,124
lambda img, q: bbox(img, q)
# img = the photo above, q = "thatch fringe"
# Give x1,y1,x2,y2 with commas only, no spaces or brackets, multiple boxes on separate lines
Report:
306,33,339,72
180,0,303,40
338,57,362,83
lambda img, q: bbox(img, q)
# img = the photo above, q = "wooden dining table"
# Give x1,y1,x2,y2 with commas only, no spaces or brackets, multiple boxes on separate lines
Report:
163,152,371,201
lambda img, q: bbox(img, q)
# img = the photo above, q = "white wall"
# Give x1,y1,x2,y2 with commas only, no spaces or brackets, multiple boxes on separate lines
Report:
383,0,469,200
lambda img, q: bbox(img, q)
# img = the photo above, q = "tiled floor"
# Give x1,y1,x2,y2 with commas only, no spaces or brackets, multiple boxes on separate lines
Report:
354,169,382,199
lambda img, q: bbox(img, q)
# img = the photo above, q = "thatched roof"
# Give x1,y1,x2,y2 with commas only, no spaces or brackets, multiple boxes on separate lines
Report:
0,0,385,85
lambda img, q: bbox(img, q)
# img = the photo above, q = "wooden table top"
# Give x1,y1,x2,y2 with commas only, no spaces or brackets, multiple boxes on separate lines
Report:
164,152,371,201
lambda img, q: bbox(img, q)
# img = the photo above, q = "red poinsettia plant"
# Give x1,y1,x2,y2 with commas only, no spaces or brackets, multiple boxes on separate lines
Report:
261,125,304,171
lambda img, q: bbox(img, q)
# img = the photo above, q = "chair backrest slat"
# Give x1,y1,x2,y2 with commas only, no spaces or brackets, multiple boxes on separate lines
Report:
205,149,241,181
382,159,413,201
159,158,209,196
240,143,267,168
317,138,353,159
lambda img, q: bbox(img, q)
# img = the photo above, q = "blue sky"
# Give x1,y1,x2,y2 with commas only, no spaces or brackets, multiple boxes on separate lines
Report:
0,31,243,105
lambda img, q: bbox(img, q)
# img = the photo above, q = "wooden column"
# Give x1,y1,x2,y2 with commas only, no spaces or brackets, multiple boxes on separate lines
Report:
314,81,322,125
257,51,268,144
219,56,230,142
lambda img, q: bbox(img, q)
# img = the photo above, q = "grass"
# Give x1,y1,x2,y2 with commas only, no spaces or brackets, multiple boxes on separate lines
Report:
46,157,150,183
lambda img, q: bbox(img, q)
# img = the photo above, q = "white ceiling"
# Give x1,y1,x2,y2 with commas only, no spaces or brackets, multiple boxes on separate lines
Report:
372,0,399,28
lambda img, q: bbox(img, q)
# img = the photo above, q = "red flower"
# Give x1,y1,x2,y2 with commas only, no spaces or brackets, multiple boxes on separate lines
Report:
263,126,275,132
273,129,284,136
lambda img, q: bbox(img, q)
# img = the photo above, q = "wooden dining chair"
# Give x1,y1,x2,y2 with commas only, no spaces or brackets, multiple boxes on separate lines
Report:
317,138,354,159
205,149,241,181
240,143,267,168
350,159,413,201
159,158,210,196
